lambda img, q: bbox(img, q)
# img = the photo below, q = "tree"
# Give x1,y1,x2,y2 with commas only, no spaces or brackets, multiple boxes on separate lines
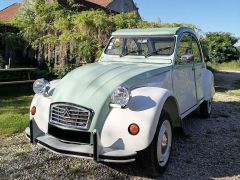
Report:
0,22,28,66
201,32,239,63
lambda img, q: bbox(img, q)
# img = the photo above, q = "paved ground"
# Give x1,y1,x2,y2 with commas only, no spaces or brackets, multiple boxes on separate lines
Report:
0,71,240,180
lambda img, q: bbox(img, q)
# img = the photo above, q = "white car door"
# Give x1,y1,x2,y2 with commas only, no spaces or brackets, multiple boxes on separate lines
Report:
173,33,197,114
192,35,204,102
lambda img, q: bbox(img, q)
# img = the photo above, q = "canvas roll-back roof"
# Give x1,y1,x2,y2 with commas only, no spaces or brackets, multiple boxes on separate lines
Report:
112,27,193,36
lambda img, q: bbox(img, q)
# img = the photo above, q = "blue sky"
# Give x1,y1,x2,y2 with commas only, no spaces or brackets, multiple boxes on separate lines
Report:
135,0,240,45
1,0,240,45
0,0,22,9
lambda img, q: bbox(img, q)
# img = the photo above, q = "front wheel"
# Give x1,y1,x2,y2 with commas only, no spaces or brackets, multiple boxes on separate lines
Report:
138,110,173,177
200,99,212,118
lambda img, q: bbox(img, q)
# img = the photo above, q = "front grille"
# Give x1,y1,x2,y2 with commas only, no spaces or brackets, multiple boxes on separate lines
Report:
49,103,93,130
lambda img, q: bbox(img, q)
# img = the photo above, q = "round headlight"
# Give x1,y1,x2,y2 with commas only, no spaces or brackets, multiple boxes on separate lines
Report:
111,86,131,108
33,79,49,95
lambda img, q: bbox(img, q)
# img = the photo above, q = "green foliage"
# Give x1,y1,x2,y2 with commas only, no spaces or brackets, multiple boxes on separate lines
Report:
237,46,240,53
31,69,55,80
0,22,19,33
2,32,22,50
207,60,240,72
0,21,34,67
11,0,199,75
201,32,239,63
53,64,79,78
0,54,5,68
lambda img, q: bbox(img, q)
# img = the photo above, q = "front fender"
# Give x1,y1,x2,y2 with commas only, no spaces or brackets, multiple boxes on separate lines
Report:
101,86,174,152
30,94,51,133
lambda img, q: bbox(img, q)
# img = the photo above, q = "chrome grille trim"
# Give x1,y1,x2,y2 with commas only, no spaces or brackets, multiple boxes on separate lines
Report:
49,103,94,130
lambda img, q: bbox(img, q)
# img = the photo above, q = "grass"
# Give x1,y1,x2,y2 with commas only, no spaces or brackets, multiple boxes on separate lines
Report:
207,61,240,72
0,86,33,137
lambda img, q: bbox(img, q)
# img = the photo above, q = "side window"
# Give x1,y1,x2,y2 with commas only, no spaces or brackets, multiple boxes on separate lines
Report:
177,34,191,64
153,37,175,55
125,38,138,55
191,36,202,63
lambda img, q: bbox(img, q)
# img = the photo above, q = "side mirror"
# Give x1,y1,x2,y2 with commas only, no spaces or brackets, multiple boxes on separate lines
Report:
202,48,210,62
181,54,194,63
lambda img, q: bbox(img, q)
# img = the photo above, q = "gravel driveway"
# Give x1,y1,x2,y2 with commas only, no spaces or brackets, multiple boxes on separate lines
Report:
0,71,240,180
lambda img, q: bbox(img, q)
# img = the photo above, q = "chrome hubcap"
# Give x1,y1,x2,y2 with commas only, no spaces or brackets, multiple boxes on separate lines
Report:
157,120,172,167
161,132,168,154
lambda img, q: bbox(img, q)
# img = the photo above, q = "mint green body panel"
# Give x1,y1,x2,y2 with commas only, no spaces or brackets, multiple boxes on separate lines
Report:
51,62,171,132
112,28,180,36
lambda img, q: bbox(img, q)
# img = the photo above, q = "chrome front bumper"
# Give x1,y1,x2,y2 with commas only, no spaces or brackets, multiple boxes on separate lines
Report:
25,119,136,163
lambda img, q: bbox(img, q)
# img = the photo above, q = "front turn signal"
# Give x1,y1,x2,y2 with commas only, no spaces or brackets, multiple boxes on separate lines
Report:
128,123,140,135
31,106,36,115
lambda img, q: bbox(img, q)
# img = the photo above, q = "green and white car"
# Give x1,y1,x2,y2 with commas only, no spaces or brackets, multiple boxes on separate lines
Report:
26,27,215,175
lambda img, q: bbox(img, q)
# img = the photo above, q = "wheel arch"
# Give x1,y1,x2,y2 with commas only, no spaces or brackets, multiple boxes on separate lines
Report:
146,94,181,150
162,96,181,128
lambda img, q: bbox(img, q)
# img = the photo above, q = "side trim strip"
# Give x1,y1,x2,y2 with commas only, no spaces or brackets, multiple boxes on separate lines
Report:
180,103,198,116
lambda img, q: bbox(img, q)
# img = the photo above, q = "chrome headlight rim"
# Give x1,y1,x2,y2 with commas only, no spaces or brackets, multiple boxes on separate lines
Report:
110,86,131,108
33,78,50,95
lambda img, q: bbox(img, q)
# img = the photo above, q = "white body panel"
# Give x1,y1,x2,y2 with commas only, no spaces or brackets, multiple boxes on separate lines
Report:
101,86,173,151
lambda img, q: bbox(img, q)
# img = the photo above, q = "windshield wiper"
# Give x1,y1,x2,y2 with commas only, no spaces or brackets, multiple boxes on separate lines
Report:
120,49,144,57
145,47,172,58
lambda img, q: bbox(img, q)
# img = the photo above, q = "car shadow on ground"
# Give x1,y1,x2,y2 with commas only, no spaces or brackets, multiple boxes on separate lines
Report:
214,71,240,91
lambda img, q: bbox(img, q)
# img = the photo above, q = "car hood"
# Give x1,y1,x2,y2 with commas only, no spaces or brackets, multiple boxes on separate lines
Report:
51,62,171,131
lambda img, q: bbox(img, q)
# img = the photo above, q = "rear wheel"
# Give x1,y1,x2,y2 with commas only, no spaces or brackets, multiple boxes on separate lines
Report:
138,110,173,177
200,99,212,118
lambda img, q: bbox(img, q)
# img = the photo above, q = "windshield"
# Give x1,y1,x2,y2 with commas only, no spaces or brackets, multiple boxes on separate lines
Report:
105,36,175,57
